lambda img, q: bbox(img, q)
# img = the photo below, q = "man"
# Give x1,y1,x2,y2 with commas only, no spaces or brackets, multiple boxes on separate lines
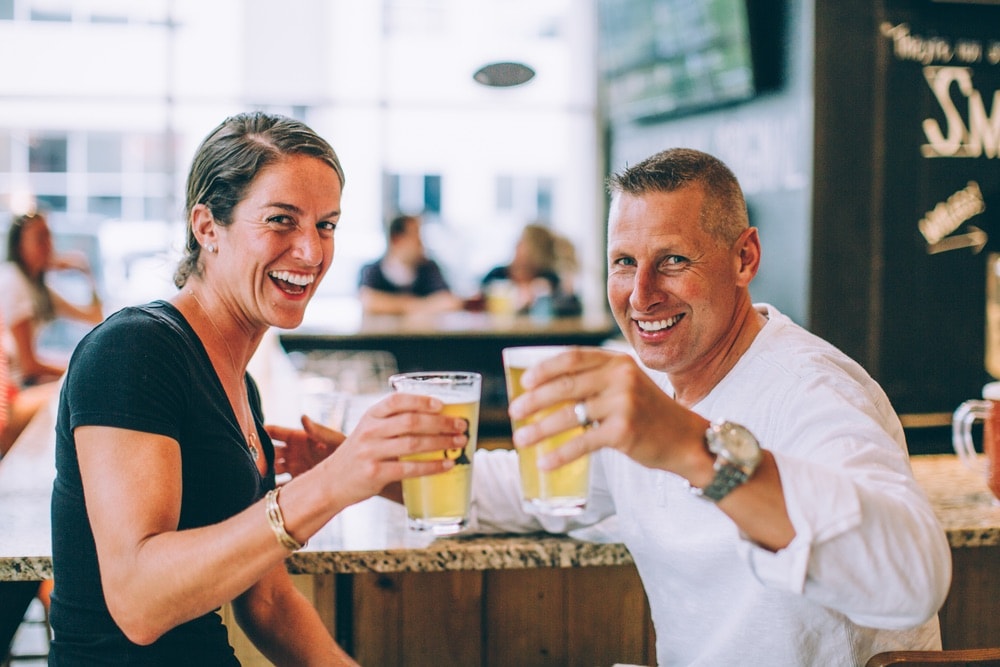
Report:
357,214,462,315
468,148,952,665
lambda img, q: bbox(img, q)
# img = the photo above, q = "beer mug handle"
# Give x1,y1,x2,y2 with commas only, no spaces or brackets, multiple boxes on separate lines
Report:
952,400,991,470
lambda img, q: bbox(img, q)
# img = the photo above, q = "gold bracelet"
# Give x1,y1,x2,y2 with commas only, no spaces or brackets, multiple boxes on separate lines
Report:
265,487,306,551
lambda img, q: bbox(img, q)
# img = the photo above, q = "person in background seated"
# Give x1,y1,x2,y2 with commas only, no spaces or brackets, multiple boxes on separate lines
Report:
0,211,104,388
479,223,581,317
48,112,467,666
357,213,462,315
0,312,54,663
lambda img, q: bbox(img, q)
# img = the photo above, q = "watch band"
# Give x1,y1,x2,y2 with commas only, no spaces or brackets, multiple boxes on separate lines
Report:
690,421,762,503
694,462,750,502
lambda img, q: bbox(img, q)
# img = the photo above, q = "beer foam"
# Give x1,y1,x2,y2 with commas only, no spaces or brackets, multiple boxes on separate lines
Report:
389,372,481,403
502,345,570,368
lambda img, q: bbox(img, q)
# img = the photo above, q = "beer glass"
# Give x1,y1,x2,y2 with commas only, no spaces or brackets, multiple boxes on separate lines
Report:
389,371,482,534
502,346,590,515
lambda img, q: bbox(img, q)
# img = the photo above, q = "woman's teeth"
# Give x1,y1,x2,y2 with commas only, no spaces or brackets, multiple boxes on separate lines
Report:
637,315,681,332
268,271,314,287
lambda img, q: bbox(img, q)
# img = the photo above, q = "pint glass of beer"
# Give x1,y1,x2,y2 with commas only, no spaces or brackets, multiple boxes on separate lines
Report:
389,371,482,534
502,346,590,515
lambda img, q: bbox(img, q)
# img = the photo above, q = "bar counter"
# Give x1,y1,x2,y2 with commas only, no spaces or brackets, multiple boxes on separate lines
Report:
2,395,999,662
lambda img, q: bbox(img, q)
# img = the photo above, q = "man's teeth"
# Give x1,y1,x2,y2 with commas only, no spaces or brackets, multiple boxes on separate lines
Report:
269,271,315,286
637,315,681,332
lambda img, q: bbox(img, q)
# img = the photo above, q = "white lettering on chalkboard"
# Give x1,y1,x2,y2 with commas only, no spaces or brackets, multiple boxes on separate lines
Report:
882,23,954,64
918,181,987,252
921,67,1000,158
880,22,999,67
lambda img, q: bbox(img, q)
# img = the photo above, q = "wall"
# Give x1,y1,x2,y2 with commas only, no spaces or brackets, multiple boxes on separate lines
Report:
603,0,815,325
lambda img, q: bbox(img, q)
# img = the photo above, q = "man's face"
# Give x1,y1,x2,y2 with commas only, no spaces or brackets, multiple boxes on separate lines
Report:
606,185,749,379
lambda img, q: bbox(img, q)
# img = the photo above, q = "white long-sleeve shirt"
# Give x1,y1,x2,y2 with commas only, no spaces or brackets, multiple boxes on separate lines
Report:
469,304,952,666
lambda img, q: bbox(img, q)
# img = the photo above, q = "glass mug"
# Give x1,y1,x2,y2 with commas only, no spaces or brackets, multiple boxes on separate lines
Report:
952,381,1000,504
389,371,482,534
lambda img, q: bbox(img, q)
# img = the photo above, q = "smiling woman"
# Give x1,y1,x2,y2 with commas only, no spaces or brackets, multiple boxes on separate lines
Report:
47,112,467,666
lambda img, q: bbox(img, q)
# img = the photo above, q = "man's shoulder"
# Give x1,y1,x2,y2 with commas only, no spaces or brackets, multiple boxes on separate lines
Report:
745,308,885,399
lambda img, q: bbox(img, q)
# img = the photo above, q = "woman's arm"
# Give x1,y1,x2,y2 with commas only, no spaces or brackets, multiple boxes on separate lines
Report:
76,425,299,645
50,288,103,325
8,317,64,382
76,392,466,645
233,564,359,666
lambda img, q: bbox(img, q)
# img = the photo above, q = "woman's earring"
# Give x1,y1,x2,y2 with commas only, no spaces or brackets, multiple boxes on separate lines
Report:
205,243,217,254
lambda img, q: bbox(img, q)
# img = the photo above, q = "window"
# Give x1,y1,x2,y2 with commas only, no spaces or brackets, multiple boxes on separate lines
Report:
0,131,10,172
87,132,122,173
495,174,554,224
35,194,67,212
87,195,122,218
28,133,67,173
385,172,443,218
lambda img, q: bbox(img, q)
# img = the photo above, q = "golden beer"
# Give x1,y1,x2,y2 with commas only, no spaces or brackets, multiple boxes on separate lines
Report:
389,372,482,534
400,399,479,531
503,348,590,515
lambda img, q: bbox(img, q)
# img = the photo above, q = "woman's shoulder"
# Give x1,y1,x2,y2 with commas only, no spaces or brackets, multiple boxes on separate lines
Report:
80,300,192,350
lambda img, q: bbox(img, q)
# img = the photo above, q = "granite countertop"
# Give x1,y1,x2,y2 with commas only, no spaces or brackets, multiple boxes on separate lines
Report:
908,454,1000,548
2,392,998,582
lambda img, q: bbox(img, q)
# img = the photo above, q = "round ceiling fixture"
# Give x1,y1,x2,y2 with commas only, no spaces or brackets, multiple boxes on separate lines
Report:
473,61,535,88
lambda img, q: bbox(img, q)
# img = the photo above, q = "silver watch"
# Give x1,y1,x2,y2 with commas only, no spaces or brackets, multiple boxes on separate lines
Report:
690,421,762,502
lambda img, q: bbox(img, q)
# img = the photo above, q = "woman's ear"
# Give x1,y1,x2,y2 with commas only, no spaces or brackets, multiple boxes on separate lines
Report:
190,204,217,251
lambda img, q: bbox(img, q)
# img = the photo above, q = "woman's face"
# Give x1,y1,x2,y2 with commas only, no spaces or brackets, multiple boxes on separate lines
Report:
18,216,54,277
213,154,342,331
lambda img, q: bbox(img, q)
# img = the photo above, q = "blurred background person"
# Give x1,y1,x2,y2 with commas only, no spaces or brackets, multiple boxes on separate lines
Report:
0,311,54,663
357,213,462,315
0,211,104,388
479,223,581,317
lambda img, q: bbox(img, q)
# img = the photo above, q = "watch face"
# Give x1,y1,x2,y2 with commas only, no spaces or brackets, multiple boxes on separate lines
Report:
712,422,761,464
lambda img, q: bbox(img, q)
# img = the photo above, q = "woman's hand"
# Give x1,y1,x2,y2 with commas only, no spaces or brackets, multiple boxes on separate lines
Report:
266,416,344,478
313,392,467,509
50,250,93,274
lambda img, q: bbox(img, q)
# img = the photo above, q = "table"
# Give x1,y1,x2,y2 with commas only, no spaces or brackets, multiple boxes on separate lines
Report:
3,392,999,661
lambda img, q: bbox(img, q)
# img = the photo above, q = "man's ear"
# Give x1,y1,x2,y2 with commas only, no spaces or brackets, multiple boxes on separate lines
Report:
734,227,761,287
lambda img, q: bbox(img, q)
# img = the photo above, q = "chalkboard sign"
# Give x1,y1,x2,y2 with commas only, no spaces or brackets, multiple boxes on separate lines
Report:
813,0,1000,421
879,4,1000,413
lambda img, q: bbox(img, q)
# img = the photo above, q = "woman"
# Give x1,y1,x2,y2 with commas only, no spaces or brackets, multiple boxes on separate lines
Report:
479,223,581,316
49,112,466,665
0,211,103,387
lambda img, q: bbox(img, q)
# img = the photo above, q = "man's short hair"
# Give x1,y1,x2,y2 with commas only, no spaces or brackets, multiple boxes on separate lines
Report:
607,148,749,246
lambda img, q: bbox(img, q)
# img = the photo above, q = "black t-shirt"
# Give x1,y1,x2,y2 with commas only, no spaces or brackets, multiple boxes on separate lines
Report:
49,301,274,666
358,257,451,296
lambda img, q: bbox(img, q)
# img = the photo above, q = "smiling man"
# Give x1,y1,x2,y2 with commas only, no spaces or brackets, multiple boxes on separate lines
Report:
469,148,952,665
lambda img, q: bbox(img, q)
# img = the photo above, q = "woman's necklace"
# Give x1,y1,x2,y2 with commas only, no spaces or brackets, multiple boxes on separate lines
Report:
188,290,260,462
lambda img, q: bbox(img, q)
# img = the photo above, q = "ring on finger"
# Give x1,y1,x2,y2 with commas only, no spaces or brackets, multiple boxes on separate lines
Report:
574,400,593,428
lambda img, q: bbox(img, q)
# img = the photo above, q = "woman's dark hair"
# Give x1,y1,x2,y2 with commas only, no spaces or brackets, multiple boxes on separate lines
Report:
174,111,346,287
7,211,55,320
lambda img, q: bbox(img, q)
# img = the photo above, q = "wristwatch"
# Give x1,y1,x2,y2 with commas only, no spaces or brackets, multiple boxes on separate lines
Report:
690,421,762,502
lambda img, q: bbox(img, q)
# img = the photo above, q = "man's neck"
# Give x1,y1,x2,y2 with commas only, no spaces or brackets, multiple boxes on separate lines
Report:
670,302,768,408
